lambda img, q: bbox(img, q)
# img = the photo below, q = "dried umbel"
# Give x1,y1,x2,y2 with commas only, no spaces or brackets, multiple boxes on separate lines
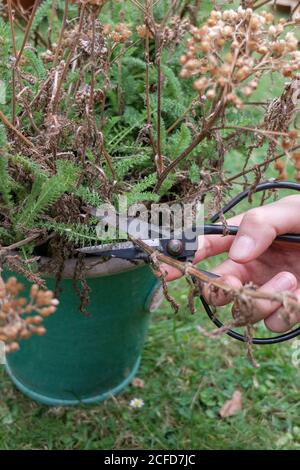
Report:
180,7,300,108
110,23,132,43
274,158,288,180
136,24,153,39
63,18,108,56
164,16,190,46
0,274,58,353
136,15,190,46
246,77,300,166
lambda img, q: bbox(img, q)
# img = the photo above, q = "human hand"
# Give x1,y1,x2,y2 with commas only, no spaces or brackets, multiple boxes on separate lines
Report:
163,195,300,332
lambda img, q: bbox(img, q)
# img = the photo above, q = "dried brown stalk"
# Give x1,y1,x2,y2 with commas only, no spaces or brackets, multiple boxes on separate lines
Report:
53,0,70,66
0,234,42,256
132,237,300,323
15,0,40,67
154,92,226,191
7,0,17,125
0,110,35,149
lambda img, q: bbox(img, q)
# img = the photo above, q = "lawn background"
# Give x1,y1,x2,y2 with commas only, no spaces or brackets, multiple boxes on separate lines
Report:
0,0,300,450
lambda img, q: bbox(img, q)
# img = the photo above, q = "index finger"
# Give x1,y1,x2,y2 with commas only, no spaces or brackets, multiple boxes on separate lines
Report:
163,213,244,282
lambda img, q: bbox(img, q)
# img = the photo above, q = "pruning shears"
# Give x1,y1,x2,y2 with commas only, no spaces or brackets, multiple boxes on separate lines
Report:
78,181,300,345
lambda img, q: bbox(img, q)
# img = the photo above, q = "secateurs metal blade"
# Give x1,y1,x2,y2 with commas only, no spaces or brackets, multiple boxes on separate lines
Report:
78,181,300,345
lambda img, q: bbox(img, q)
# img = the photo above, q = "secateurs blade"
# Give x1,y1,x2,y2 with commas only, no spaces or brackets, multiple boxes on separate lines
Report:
78,181,300,345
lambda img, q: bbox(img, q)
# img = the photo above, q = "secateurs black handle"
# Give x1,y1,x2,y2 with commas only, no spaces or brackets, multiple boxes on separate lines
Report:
203,224,300,243
201,180,300,345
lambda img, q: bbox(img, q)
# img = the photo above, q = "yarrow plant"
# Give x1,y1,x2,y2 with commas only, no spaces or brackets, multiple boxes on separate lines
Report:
0,0,299,346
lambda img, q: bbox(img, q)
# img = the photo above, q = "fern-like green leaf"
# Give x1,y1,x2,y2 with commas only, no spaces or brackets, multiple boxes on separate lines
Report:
158,173,176,197
127,191,160,206
10,154,49,179
17,161,79,228
75,186,102,207
0,226,13,244
188,162,200,184
0,125,7,147
23,49,46,79
126,173,159,205
161,64,184,103
131,173,157,194
107,123,139,152
167,123,192,159
31,0,54,31
122,57,146,71
150,93,186,127
152,113,167,154
0,154,13,209
115,154,151,179
0,18,12,92
41,221,101,246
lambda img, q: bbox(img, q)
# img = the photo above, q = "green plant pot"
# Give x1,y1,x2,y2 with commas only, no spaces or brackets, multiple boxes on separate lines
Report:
4,257,161,406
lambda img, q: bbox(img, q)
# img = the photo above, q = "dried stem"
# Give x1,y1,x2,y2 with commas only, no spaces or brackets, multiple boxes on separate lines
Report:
212,125,292,139
102,146,117,180
132,237,300,315
155,30,164,174
88,7,97,112
0,110,35,149
144,1,157,156
47,0,57,48
7,0,17,125
129,0,147,14
0,234,41,255
15,0,41,68
51,4,86,113
253,0,273,10
53,0,69,66
154,92,226,192
167,97,198,134
292,0,300,15
227,145,300,183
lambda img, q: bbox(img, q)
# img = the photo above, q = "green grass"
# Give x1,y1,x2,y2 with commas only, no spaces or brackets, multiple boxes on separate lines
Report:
0,2,299,452
0,278,300,450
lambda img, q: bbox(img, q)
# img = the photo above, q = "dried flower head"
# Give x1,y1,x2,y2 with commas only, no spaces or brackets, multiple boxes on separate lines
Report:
180,7,300,107
0,274,58,353
111,23,132,43
136,24,154,39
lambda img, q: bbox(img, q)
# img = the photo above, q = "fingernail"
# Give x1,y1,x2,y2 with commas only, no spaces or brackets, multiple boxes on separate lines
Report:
272,273,296,291
265,312,290,333
230,235,256,261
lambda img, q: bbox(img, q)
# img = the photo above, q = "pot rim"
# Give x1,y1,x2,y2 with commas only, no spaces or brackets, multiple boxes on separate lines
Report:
38,256,145,279
8,251,145,279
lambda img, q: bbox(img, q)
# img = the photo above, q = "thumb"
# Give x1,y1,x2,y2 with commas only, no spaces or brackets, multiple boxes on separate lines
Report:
229,196,300,263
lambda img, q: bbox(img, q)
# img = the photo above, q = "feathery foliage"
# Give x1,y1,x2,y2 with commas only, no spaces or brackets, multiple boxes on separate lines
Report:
31,0,56,31
41,221,100,246
75,186,103,207
0,0,298,260
0,154,13,209
16,161,79,229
